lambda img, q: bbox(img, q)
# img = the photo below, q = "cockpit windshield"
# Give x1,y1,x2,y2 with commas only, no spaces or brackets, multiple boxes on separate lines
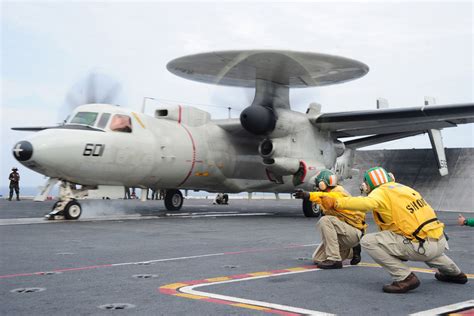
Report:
96,113,111,129
70,112,98,126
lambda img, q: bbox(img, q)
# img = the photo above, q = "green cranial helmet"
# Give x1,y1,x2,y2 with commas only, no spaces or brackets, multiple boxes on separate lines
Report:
363,167,393,191
315,169,337,190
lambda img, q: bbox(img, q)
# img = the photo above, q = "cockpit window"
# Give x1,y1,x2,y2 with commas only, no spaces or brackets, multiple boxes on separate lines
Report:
96,113,111,129
70,112,98,126
110,114,132,133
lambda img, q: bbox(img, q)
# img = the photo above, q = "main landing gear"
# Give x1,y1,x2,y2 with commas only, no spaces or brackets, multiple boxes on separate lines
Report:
45,181,90,220
164,189,183,211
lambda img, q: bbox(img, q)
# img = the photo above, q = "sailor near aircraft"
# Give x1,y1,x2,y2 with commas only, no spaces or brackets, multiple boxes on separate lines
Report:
11,50,474,220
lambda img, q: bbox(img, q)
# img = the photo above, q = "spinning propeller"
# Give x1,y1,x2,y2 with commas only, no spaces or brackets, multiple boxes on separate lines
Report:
12,72,126,132
58,72,126,123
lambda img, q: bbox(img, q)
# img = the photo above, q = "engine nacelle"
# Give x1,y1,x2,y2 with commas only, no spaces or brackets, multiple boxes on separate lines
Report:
240,105,276,135
292,160,327,190
262,157,300,176
258,138,292,158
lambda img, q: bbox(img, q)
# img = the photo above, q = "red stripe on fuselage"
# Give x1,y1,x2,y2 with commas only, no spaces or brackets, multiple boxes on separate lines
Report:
177,122,196,187
299,161,307,182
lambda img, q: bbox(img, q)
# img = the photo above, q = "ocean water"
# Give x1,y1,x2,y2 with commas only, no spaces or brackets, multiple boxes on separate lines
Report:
0,186,57,198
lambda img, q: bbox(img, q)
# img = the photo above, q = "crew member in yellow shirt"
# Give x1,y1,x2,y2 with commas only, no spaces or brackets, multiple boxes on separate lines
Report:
294,169,366,269
321,167,467,293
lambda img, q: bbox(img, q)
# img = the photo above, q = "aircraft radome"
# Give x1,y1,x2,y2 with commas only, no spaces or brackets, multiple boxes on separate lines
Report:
11,50,474,220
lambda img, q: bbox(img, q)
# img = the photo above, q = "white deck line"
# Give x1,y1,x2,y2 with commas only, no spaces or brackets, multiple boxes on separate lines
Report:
0,212,273,225
180,268,342,316
409,299,474,315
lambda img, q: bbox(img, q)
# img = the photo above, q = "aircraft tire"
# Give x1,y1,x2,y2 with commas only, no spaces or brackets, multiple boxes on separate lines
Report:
164,189,183,211
64,200,82,220
302,199,321,217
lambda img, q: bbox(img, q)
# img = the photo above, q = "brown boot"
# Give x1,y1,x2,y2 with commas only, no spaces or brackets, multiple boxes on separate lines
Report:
383,273,420,293
435,272,468,284
317,260,343,269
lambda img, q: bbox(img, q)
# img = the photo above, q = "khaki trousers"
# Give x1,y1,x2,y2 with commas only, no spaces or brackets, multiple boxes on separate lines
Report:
312,215,362,263
361,230,461,281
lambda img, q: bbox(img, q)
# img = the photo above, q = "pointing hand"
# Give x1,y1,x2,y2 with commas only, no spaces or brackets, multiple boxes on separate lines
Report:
293,189,309,199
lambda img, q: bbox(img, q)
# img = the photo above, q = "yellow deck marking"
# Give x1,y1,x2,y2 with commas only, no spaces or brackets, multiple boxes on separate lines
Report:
175,293,206,300
161,282,188,289
231,303,270,311
205,276,231,282
359,262,474,277
132,112,145,128
285,267,310,272
248,271,273,277
411,267,442,273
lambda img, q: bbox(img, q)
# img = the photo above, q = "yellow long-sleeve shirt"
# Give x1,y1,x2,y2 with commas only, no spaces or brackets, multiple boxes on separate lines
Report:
309,185,367,231
335,182,443,240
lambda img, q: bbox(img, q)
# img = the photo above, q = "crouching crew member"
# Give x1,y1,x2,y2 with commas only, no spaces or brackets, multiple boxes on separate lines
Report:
213,193,229,205
294,169,366,269
321,167,468,293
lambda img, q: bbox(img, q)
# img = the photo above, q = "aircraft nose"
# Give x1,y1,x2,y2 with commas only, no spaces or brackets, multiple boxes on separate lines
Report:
12,140,33,162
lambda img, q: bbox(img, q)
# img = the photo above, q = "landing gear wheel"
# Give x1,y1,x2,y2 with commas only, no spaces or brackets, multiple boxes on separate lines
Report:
164,189,183,211
302,199,321,217
64,200,82,220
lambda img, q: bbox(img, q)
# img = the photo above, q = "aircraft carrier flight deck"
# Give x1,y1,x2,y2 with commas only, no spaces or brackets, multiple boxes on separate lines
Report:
1,197,473,316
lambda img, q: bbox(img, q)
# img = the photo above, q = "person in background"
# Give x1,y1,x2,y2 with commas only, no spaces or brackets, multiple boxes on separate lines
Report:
321,166,468,293
150,188,157,200
124,187,131,199
294,169,366,268
458,214,474,227
213,193,229,205
8,167,20,201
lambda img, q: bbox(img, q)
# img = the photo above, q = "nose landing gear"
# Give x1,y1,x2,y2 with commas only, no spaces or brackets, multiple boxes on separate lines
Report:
46,199,83,220
45,181,89,220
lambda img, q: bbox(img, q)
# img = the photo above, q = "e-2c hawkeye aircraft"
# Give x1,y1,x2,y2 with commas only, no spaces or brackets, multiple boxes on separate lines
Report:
12,50,474,220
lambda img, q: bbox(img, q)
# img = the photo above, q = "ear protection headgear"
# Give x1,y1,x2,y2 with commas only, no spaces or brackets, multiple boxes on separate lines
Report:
315,169,337,191
362,167,393,193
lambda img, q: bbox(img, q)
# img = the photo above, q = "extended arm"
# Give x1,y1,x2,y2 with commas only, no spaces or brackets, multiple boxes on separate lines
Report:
309,191,341,204
335,196,382,213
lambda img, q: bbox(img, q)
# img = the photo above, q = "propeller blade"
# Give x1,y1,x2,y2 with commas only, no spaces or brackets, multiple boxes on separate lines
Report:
57,72,126,123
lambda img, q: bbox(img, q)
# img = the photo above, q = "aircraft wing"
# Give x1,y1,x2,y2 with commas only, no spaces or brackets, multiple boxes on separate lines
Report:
215,118,258,137
11,126,58,131
313,103,474,141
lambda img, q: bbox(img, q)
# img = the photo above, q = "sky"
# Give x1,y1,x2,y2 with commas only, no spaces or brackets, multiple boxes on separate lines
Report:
1,0,473,190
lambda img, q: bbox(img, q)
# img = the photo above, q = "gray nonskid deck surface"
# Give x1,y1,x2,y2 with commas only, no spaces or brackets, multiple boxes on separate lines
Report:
0,199,473,315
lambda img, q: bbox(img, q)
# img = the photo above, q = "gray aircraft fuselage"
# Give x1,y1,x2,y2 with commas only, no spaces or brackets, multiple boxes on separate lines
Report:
16,103,337,193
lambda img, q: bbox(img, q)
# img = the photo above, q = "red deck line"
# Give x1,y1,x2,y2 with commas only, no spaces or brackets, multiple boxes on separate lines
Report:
0,264,113,279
